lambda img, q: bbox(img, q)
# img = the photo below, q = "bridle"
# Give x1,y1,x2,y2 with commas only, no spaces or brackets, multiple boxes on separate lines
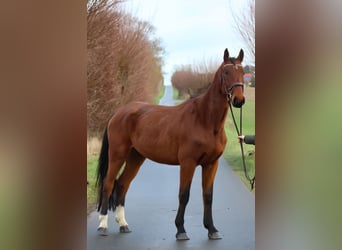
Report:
221,63,255,190
220,63,244,102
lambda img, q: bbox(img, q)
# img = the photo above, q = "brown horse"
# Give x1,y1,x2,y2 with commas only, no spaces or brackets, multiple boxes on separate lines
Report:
96,48,245,240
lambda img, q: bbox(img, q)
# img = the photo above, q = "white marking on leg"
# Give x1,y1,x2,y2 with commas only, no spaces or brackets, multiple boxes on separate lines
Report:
98,214,108,229
115,205,128,227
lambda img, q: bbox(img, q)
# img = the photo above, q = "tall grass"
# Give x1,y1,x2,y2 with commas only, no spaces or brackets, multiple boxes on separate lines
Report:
87,137,101,157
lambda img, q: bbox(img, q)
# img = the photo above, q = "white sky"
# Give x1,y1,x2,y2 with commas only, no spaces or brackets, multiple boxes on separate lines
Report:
122,0,252,85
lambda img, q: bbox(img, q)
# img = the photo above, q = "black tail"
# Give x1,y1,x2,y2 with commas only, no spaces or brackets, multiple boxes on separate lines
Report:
95,127,115,212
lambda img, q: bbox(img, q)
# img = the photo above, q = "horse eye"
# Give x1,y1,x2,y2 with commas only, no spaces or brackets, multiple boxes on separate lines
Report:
224,70,228,75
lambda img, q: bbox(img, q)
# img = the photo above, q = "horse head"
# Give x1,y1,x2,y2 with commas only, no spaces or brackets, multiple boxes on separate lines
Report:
220,48,245,108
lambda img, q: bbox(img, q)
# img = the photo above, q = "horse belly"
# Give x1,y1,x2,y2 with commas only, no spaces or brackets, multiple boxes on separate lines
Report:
133,140,180,165
126,103,182,164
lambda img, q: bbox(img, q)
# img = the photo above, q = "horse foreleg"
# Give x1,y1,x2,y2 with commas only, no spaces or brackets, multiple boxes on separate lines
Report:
175,162,196,240
202,160,222,240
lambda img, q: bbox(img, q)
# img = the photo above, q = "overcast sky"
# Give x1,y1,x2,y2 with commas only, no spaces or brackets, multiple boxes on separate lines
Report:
122,0,252,85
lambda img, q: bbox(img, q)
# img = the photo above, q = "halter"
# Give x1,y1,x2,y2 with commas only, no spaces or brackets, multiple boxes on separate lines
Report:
220,63,244,101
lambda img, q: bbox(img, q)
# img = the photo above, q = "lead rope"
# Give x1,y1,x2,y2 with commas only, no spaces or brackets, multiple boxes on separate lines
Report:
228,100,255,190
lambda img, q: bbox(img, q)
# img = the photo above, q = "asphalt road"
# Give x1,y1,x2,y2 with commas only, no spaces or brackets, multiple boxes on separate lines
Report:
158,85,179,106
87,86,255,250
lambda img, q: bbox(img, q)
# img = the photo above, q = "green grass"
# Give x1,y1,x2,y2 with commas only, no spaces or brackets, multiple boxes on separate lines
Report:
172,87,180,100
223,101,255,190
154,84,165,104
87,157,98,214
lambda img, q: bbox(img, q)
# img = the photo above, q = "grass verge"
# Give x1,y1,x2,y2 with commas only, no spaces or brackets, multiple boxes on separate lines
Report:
154,84,165,104
87,156,98,214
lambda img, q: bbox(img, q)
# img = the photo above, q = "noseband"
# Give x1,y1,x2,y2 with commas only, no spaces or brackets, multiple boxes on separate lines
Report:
221,63,244,101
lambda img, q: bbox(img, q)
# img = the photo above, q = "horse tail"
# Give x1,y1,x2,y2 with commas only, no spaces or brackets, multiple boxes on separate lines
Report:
96,127,111,212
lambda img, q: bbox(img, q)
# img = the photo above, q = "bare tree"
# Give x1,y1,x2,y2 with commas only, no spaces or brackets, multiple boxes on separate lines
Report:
229,0,255,64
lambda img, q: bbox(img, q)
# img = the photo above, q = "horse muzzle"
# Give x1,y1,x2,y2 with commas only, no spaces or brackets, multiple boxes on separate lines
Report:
225,82,245,108
232,96,245,108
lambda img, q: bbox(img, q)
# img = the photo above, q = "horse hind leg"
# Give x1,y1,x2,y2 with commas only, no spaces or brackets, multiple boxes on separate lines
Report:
97,157,126,236
113,148,145,233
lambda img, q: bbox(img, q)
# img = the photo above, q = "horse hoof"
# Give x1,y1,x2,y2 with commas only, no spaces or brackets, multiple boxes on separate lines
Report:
176,232,190,241
119,225,131,233
208,231,222,240
97,227,108,236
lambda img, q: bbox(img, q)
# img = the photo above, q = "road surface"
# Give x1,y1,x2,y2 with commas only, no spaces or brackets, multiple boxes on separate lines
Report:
87,86,255,250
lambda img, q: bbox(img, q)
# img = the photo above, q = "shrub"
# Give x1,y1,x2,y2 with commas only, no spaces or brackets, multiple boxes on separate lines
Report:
171,60,218,99
87,0,164,136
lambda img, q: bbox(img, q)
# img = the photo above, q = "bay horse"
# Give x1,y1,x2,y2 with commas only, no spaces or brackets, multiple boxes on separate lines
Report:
96,48,245,240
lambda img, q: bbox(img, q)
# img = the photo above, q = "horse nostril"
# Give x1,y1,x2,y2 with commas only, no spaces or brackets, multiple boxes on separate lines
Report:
233,97,245,108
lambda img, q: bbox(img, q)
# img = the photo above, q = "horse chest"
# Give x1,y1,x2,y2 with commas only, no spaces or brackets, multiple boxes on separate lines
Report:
195,134,226,165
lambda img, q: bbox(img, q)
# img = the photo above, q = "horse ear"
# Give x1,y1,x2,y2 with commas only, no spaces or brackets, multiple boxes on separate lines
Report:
237,49,244,62
223,49,229,62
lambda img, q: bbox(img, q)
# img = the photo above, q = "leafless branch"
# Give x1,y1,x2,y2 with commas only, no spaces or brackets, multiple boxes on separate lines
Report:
229,0,255,64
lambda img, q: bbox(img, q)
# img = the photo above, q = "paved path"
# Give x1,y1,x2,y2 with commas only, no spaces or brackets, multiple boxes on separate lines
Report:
87,86,255,250
158,85,179,106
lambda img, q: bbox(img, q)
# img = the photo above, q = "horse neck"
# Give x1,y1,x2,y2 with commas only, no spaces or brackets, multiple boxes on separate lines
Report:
198,72,229,131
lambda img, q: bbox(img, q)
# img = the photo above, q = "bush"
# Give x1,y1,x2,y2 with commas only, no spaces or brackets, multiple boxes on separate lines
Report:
171,60,218,99
87,0,164,136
